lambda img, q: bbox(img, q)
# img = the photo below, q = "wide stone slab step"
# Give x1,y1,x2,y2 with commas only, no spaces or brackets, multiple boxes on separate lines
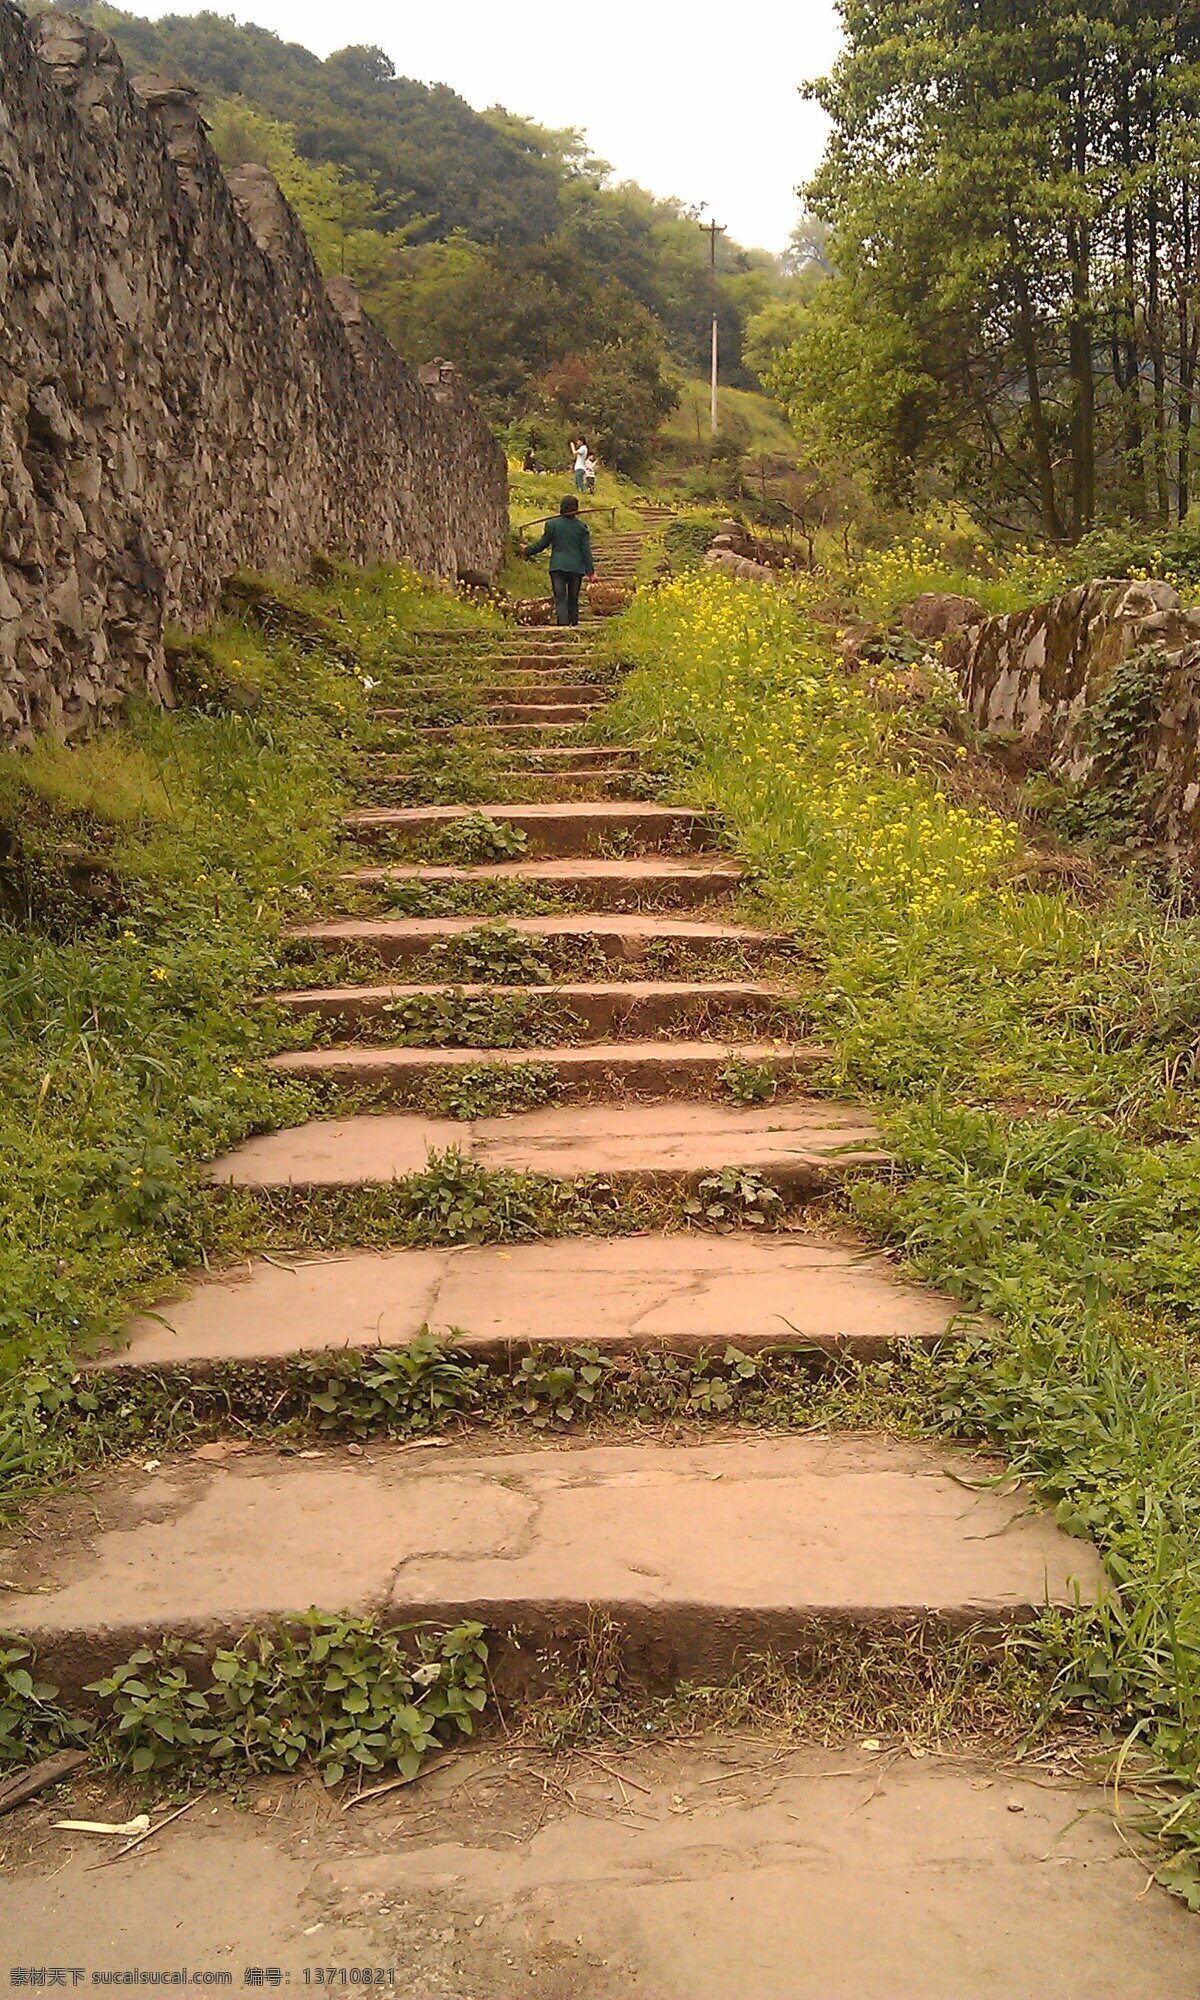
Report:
285,912,783,969
343,802,713,857
505,745,644,768
265,1038,826,1105
344,800,704,848
415,722,590,741
209,1098,884,1194
1,1435,1103,1688
270,978,794,1038
375,682,604,709
356,746,643,774
485,702,600,724
342,857,743,912
104,1236,964,1372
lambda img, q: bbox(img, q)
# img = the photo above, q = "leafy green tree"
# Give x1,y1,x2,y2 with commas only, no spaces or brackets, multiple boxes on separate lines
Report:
786,0,1200,538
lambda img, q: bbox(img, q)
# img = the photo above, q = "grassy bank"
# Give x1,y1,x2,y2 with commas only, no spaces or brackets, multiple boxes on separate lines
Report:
603,568,1200,1898
0,567,494,1386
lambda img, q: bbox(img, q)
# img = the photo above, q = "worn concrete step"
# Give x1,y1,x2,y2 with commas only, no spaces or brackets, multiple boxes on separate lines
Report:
210,1098,882,1195
360,778,641,808
341,858,742,912
507,745,643,768
485,702,601,724
271,978,795,1038
376,682,606,708
107,1236,959,1372
265,1038,825,1106
357,746,642,773
343,802,712,856
485,771,638,799
2,1435,1103,1690
285,912,780,969
405,628,605,645
415,722,590,741
353,770,639,804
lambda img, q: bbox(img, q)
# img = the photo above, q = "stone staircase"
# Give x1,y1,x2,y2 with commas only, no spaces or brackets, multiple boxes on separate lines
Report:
2,535,1101,1703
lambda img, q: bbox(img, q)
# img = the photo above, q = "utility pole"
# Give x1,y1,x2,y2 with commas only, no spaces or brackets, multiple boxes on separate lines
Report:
701,215,724,438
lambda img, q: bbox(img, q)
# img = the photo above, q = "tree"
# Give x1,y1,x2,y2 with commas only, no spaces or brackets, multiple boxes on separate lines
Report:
786,0,1200,538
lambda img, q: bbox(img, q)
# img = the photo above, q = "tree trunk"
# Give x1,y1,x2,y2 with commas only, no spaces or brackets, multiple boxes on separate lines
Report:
1013,264,1065,540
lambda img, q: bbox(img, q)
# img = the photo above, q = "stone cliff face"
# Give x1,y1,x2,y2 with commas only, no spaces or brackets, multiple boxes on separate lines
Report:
945,578,1200,866
0,7,508,743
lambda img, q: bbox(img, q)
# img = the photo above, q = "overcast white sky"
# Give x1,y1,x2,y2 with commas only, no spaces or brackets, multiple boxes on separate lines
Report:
128,1,843,251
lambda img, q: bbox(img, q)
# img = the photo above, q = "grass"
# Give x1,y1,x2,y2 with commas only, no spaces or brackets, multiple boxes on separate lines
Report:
0,565,499,1383
601,565,1200,1893
658,379,801,470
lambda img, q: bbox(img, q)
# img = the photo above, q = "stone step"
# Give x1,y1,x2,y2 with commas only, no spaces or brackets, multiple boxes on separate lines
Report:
343,802,711,857
359,776,639,808
358,746,642,772
374,688,607,721
406,628,605,645
485,702,600,724
271,977,794,1038
209,1098,882,1195
415,721,590,741
376,682,606,707
3,1434,1103,1691
285,912,779,969
106,1235,958,1372
265,1038,825,1106
354,770,639,804
340,858,743,912
507,745,644,767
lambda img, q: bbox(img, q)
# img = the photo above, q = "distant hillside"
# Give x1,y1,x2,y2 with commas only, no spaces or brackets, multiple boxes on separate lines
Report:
63,5,795,473
77,5,563,244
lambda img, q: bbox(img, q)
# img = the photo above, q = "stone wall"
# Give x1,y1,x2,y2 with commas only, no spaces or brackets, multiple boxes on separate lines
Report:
944,579,1200,864
0,7,508,742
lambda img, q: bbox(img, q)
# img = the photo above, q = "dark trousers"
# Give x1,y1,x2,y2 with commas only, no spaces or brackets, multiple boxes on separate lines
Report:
551,570,583,626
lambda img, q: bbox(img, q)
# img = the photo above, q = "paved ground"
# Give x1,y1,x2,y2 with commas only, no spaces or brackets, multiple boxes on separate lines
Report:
2,1737,1193,1999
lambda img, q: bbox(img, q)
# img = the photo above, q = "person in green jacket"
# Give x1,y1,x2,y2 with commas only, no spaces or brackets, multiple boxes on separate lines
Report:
520,495,595,626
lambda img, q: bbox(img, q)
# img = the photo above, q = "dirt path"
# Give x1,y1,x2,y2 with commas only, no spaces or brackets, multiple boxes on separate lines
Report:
3,1738,1194,1999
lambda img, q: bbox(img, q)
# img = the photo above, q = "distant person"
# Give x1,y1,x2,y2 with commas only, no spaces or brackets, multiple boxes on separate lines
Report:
571,435,589,492
520,494,595,627
522,445,545,474
584,450,598,493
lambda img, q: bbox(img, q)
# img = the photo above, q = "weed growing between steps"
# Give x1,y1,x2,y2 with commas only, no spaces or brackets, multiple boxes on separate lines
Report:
604,565,1200,1897
0,566,498,1388
0,1614,489,1786
1,1606,1065,1800
525,1612,1053,1756
416,1058,562,1119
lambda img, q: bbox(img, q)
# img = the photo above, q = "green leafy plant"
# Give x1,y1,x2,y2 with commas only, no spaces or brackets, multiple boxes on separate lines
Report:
0,1640,78,1765
514,1346,612,1426
719,1055,779,1105
379,988,573,1049
423,1059,561,1120
85,1614,490,1785
686,1168,785,1232
430,812,529,863
304,1331,482,1436
686,1346,765,1412
431,921,554,985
